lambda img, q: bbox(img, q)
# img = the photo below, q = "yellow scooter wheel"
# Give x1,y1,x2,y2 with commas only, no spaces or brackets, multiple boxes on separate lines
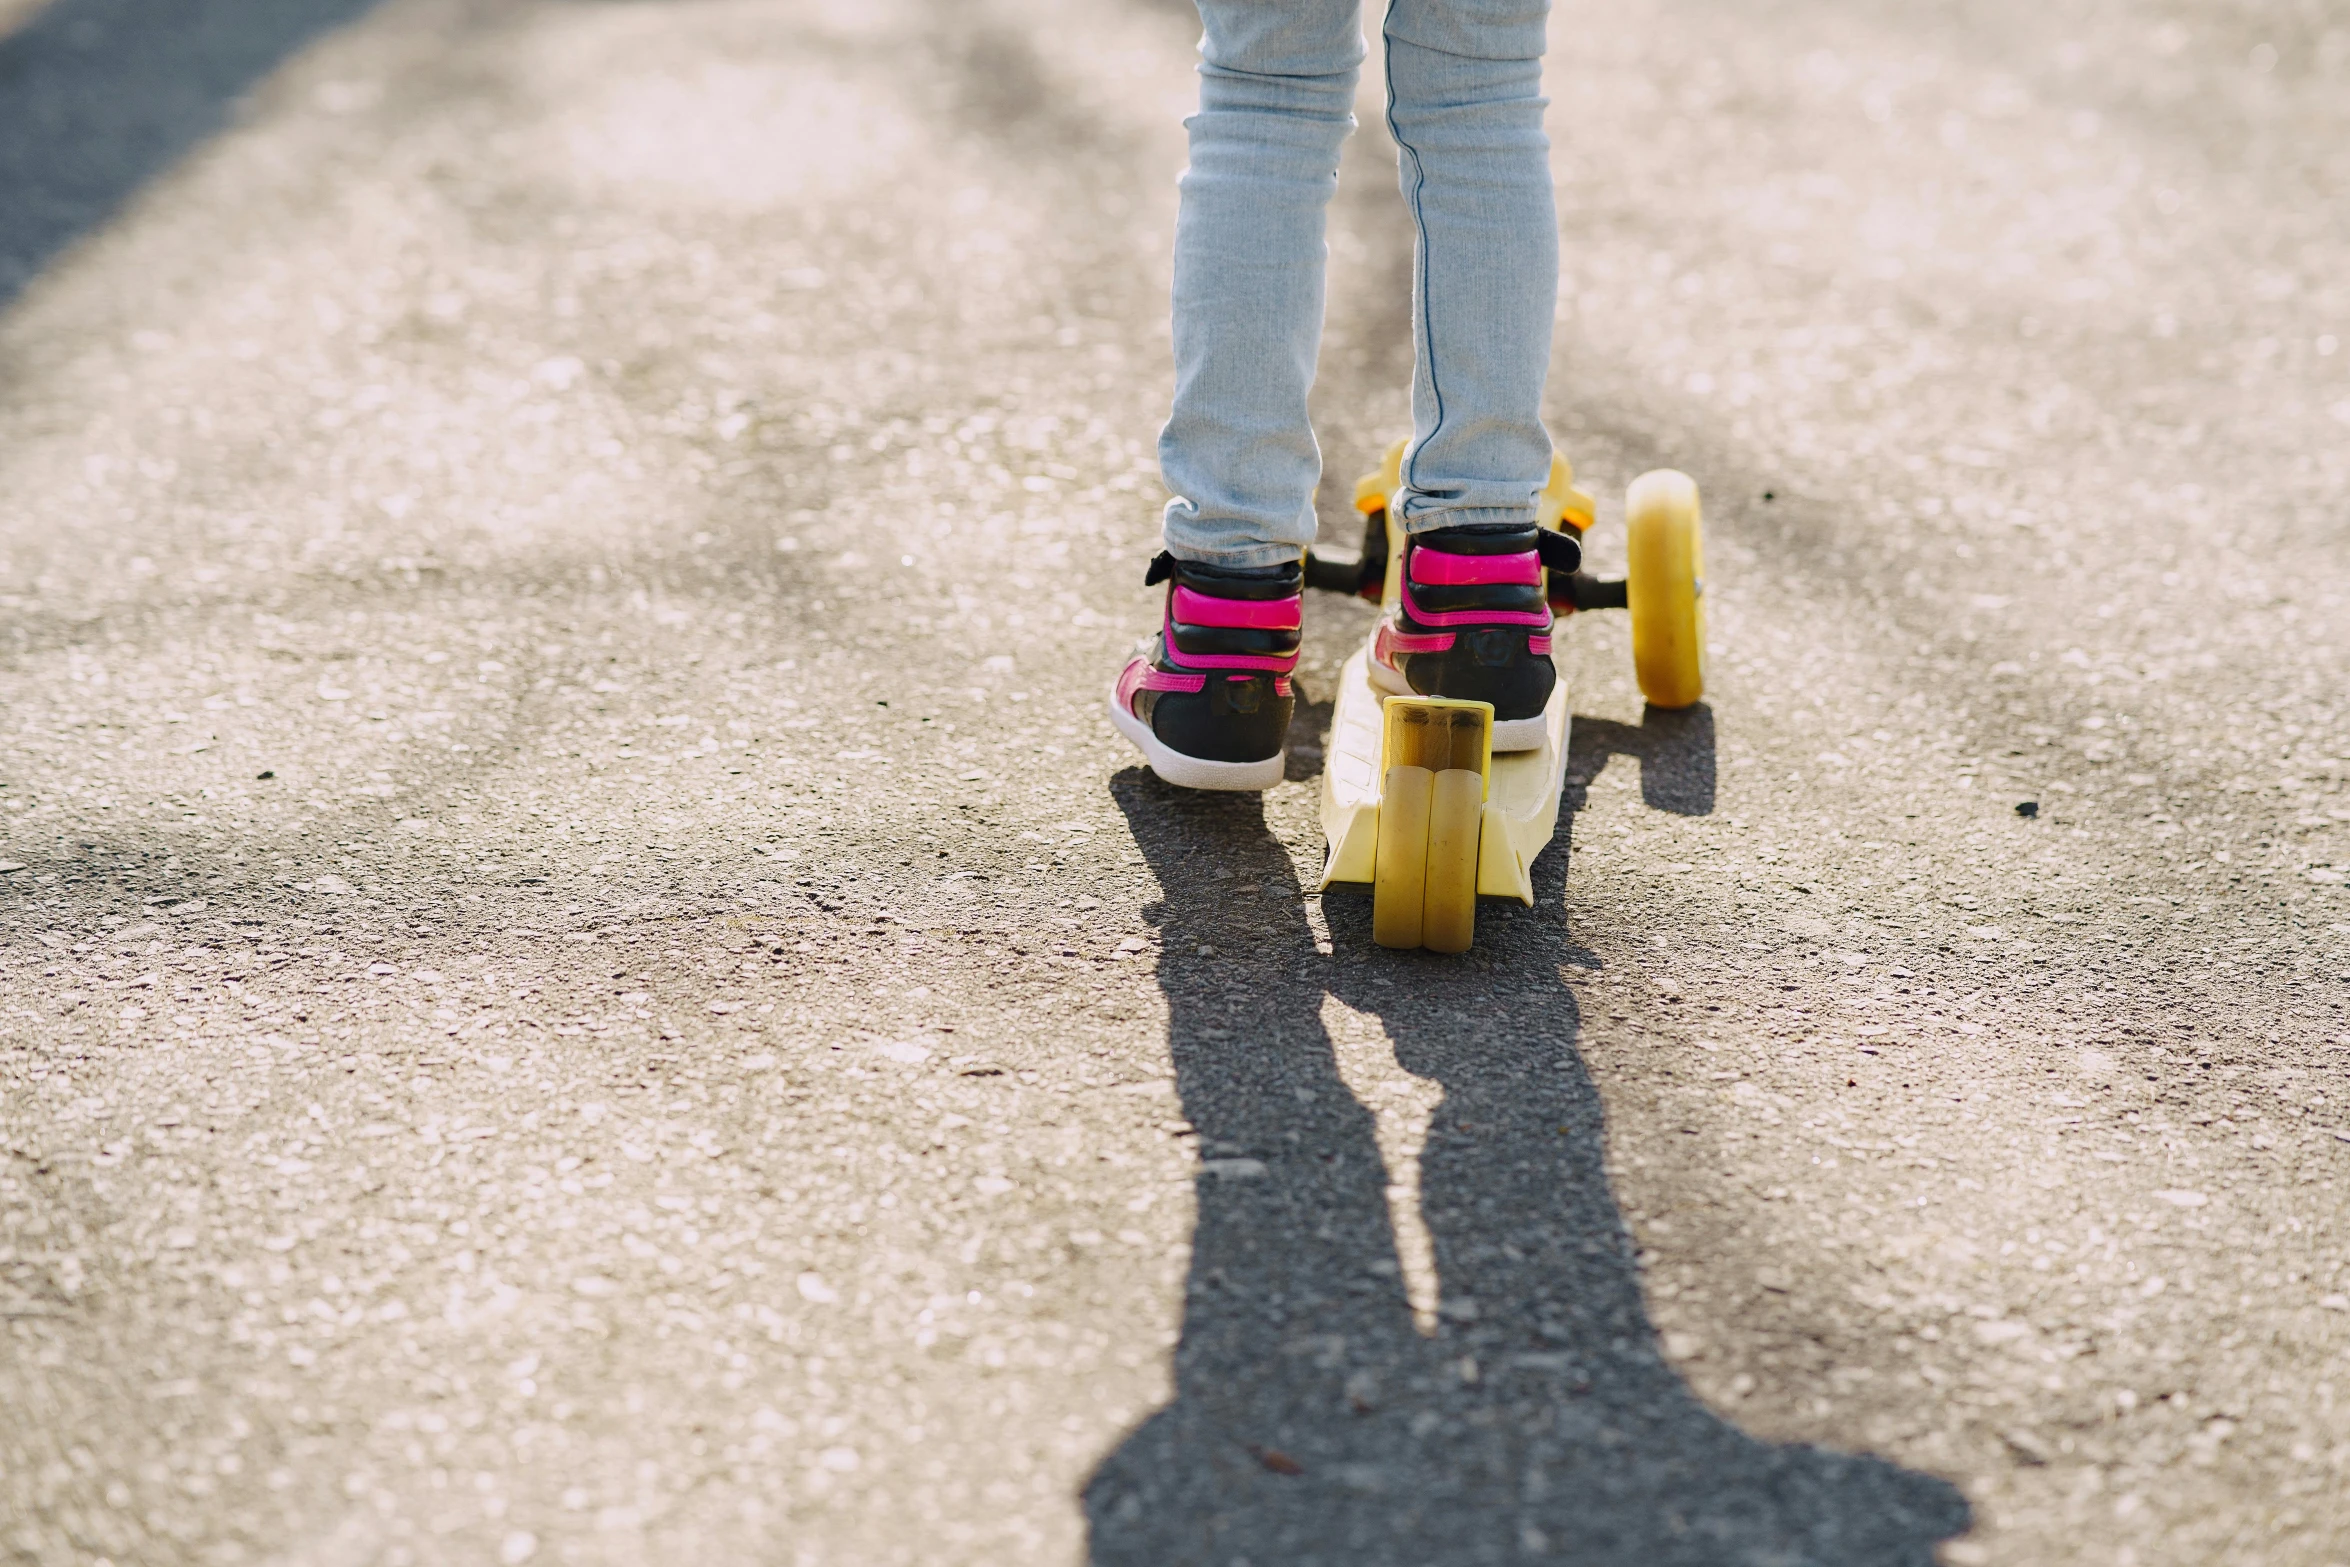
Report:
1420,768,1483,954
1625,469,1705,709
1372,765,1433,949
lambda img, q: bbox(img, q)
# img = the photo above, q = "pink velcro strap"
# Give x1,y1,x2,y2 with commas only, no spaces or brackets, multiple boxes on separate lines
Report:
1528,635,1552,655
1170,584,1301,630
1408,547,1539,587
1116,658,1205,710
1377,623,1454,658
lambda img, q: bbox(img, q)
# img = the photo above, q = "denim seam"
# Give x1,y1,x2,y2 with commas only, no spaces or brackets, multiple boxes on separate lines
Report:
1382,2,1442,504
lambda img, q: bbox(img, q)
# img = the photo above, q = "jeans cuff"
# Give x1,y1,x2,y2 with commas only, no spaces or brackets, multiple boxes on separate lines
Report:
1397,501,1537,532
1158,538,1307,571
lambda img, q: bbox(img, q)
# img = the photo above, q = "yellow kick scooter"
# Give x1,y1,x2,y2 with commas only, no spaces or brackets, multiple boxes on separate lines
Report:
1302,441,1706,954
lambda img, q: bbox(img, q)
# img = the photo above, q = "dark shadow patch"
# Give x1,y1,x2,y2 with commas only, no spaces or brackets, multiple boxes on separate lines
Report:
917,0,1158,162
1282,680,1337,784
1087,767,1966,1565
1568,702,1716,817
0,0,387,309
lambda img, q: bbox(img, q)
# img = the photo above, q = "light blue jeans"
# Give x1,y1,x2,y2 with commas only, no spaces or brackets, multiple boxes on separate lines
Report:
1160,0,1558,568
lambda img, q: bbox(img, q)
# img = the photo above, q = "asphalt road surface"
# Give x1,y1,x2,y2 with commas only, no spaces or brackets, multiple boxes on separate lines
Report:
3,0,2348,1563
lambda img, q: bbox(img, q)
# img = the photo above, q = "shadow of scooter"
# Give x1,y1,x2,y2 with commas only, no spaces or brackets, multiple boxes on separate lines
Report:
1085,766,1967,1567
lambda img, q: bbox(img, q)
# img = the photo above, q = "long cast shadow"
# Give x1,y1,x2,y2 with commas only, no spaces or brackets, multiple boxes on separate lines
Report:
1087,769,1967,1565
0,0,384,309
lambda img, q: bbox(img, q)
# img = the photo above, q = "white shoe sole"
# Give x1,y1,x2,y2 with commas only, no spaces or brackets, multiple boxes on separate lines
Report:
1365,653,1550,754
1108,687,1286,792
1488,713,1550,752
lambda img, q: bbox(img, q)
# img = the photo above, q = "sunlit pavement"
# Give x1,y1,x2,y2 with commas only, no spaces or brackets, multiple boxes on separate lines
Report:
3,1,2347,1563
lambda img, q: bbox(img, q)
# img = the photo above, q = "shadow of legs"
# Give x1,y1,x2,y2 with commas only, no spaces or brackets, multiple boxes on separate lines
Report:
1336,878,1968,1563
1088,777,1967,1564
1089,773,1424,1563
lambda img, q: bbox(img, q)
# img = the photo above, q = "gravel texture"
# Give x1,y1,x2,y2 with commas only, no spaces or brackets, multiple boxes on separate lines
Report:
2,0,2347,1563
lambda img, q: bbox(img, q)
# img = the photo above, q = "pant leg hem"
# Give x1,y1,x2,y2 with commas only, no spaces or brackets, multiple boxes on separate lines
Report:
1395,501,1539,531
1158,540,1310,570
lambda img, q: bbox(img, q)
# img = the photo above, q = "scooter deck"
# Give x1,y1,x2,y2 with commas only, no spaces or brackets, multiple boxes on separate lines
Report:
1317,648,1571,906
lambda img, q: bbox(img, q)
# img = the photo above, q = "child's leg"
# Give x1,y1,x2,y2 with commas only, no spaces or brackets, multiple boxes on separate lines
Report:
1117,5,1359,790
1355,1,1562,750
1158,1,1366,568
1383,0,1558,531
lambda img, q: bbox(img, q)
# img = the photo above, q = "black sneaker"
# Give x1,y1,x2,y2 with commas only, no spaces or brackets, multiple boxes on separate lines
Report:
1110,552,1300,791
1367,523,1570,752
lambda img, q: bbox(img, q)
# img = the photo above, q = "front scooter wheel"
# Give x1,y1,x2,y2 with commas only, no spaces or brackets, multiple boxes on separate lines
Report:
1625,469,1705,709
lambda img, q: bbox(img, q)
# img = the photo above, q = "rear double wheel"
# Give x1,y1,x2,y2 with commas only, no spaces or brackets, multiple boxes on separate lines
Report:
1372,764,1482,954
